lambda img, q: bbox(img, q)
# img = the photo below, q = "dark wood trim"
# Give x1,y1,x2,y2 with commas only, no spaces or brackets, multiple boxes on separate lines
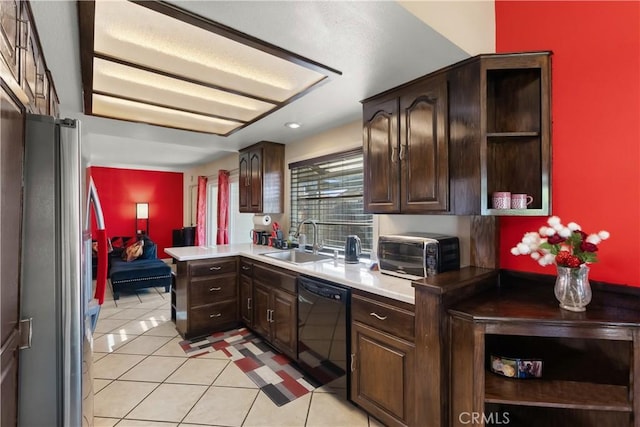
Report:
470,215,500,269
77,0,95,115
288,147,363,169
92,90,246,124
133,0,342,77
93,53,280,106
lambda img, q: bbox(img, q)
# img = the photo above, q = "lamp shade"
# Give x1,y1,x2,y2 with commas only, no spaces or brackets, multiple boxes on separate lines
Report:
136,203,149,219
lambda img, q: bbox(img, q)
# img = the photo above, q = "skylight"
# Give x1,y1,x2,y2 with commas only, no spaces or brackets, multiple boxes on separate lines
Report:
78,0,340,136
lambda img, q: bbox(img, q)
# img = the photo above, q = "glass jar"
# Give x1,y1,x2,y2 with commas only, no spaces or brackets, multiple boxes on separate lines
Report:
554,265,592,312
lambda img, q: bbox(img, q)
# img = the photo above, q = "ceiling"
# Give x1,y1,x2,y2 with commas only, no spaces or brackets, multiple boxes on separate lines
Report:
29,1,471,172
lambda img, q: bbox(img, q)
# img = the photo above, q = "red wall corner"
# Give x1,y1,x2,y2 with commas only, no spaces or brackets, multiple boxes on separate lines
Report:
496,1,640,286
89,166,183,257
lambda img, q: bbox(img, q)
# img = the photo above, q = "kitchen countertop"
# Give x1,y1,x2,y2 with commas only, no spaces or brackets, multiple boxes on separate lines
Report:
165,243,416,304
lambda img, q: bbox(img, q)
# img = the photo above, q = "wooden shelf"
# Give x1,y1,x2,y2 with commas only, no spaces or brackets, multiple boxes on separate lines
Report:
487,131,540,138
485,374,631,412
484,208,547,216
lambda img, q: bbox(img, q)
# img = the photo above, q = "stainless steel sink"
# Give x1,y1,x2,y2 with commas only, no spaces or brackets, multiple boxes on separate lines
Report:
262,250,333,264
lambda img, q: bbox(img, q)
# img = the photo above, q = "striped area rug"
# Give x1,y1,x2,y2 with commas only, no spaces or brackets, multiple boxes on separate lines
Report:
179,328,320,406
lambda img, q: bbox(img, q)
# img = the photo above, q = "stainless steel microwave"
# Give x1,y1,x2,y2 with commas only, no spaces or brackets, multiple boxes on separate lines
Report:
378,233,460,279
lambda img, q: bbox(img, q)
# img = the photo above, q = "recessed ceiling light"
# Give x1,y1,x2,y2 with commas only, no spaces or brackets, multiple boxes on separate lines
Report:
285,122,301,129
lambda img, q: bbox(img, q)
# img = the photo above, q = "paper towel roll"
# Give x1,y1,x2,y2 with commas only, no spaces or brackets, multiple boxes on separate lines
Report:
253,215,272,226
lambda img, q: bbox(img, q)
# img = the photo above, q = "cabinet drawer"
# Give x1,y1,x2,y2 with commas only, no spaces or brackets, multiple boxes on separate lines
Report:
253,263,296,294
189,300,238,333
190,274,237,306
352,294,415,342
239,259,253,276
190,258,237,277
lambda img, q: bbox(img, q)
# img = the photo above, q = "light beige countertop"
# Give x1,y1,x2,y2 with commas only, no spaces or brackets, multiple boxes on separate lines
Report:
165,243,415,304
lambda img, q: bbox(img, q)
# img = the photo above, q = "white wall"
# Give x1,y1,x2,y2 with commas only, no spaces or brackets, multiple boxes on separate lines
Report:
398,1,496,55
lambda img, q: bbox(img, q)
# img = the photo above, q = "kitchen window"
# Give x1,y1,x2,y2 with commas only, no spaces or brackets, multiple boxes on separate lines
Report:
290,148,373,255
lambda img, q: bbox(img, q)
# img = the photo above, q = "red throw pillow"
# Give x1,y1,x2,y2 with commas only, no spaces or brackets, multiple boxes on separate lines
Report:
122,240,144,262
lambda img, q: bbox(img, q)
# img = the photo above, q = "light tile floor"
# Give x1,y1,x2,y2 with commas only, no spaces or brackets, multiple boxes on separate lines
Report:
93,285,384,427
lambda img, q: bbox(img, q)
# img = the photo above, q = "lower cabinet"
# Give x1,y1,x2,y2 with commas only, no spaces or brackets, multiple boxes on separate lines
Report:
175,257,239,338
350,291,416,427
251,262,298,360
239,259,253,327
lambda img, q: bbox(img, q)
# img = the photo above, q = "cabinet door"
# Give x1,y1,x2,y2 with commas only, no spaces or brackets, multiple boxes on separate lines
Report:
252,281,271,338
363,97,400,213
351,322,415,427
239,275,253,327
271,288,297,360
399,76,449,212
19,6,37,112
238,150,250,212
0,0,19,82
248,148,263,213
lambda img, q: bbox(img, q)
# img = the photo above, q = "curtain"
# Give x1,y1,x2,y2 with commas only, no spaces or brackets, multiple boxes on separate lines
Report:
217,170,230,244
195,176,208,245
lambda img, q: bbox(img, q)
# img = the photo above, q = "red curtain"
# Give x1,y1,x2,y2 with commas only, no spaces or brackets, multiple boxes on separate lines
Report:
195,176,207,246
217,170,230,244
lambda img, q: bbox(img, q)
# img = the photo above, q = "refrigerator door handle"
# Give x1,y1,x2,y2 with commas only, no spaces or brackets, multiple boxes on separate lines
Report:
18,318,33,350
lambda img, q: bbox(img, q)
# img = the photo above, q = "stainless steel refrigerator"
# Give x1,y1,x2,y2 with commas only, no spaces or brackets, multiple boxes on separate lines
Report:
18,114,99,426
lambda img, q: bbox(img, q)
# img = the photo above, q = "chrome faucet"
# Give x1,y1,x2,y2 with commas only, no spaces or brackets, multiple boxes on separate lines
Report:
294,219,322,254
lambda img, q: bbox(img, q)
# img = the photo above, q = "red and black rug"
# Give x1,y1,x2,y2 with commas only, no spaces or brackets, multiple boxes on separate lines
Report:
179,328,321,406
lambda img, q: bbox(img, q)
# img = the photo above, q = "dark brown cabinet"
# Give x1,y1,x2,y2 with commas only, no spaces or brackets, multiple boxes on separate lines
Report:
449,283,640,427
363,74,449,214
350,291,416,427
363,51,551,216
175,257,239,338
0,0,20,82
251,262,297,360
239,258,253,327
238,141,285,214
448,52,552,215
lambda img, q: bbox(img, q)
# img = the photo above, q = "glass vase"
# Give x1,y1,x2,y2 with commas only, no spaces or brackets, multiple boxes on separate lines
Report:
554,265,592,312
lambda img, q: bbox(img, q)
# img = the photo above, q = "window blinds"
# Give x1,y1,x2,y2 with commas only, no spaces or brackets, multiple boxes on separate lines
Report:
290,148,373,254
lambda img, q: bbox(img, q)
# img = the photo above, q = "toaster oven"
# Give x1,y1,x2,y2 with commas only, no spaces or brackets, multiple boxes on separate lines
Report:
378,233,460,279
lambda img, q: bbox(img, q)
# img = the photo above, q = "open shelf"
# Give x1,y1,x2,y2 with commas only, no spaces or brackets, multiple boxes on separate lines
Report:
486,131,540,138
485,374,631,412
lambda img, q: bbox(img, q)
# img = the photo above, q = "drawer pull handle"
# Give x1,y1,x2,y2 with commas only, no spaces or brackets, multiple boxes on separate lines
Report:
209,287,221,292
209,266,222,271
370,312,387,321
351,353,356,372
247,298,252,310
209,313,221,318
241,266,250,270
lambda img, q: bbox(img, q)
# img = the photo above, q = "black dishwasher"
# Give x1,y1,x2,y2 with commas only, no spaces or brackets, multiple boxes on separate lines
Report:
297,275,350,397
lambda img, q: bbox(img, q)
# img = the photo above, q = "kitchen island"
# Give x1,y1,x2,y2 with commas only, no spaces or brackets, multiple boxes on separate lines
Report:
165,243,498,427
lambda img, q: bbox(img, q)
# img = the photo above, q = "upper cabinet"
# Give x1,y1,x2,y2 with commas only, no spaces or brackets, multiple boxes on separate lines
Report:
0,1,58,116
363,51,552,216
449,52,552,215
238,141,285,214
363,73,449,214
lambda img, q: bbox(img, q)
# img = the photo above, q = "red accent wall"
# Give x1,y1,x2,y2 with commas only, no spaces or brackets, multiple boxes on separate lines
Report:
495,1,640,286
89,166,183,257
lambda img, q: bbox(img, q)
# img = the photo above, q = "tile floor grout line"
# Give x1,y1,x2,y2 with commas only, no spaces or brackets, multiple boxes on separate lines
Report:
240,388,261,427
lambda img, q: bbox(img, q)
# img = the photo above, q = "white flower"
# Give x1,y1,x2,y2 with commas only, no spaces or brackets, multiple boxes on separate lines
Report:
543,253,556,264
547,216,561,226
553,223,564,231
567,222,581,231
538,258,548,266
598,230,610,240
544,227,556,237
530,252,541,260
510,247,520,256
539,226,549,236
558,227,571,238
586,234,601,244
522,236,533,245
517,243,531,254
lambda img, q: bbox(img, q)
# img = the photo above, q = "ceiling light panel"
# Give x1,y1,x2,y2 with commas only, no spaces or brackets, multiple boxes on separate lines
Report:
93,0,327,103
92,58,276,122
92,93,242,135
